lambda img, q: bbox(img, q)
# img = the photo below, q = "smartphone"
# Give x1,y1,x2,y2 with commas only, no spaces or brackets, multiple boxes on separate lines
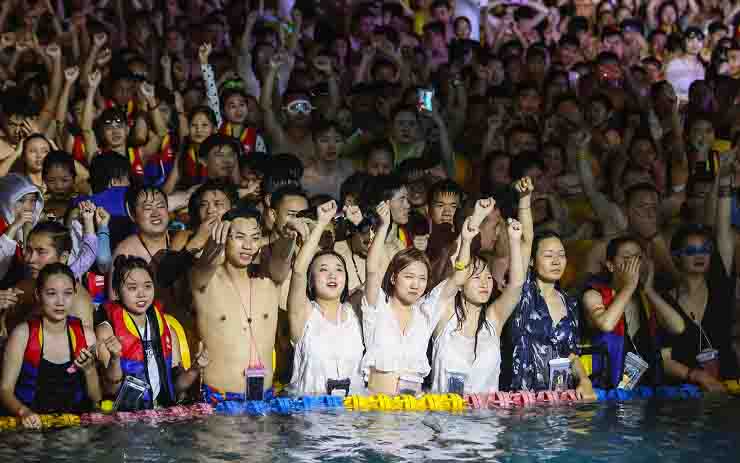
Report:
417,88,434,113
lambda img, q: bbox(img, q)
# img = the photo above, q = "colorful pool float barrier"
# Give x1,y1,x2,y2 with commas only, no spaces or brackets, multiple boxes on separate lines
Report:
215,395,344,416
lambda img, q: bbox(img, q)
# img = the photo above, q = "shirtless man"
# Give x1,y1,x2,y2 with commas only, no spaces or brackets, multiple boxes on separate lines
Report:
190,207,281,398
261,52,315,165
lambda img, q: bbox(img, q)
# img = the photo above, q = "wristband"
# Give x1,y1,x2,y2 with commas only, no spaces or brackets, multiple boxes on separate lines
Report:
453,260,469,271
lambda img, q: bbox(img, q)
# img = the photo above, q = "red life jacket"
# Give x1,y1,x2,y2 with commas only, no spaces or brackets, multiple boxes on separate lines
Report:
71,135,87,166
15,317,87,406
220,123,257,156
0,217,23,260
184,145,208,180
588,281,625,336
128,147,145,178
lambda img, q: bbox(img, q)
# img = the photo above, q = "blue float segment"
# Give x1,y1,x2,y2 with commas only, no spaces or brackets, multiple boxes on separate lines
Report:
596,385,702,401
214,395,345,417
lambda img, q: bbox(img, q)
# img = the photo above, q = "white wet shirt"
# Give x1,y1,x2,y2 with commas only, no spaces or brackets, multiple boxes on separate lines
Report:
431,313,501,394
289,301,365,395
361,281,448,382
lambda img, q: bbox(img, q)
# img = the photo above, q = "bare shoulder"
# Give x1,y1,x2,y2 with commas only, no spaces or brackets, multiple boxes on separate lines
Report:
113,234,142,257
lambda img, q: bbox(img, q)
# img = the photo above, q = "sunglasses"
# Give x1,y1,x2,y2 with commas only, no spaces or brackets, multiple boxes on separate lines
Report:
285,100,313,115
673,242,713,257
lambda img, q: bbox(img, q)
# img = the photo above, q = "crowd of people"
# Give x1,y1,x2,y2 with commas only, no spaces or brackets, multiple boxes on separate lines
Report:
0,0,739,430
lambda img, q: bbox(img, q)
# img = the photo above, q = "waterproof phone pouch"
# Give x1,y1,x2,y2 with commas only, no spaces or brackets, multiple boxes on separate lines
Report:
618,352,649,390
398,375,423,395
113,376,150,411
548,358,572,392
245,367,265,401
447,371,468,395
696,349,720,379
327,378,351,397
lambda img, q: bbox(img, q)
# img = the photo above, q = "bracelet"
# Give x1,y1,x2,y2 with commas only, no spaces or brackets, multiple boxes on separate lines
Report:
453,260,469,271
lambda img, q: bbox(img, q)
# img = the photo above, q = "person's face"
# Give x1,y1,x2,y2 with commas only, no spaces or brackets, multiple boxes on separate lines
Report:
462,260,494,305
534,237,566,283
542,146,564,176
686,180,713,214
689,120,715,151
509,131,538,157
599,11,616,28
315,127,345,162
38,274,75,323
333,38,349,59
45,165,75,195
118,268,155,315
603,35,625,59
645,62,662,82
429,192,459,226
310,254,347,300
558,44,581,69
190,113,215,144
677,234,712,274
686,37,704,56
710,30,727,47
517,90,541,114
432,6,451,23
661,6,677,25
5,115,25,145
366,150,393,176
199,189,231,225
132,20,152,45
392,261,428,306
729,50,740,75
112,79,135,106
26,233,64,279
627,190,658,233
389,187,411,225
407,178,427,207
588,101,610,127
103,120,128,148
206,144,237,180
392,111,419,144
609,241,643,272
225,217,262,268
630,139,657,169
133,191,168,235
273,195,309,237
23,137,50,174
489,156,511,186
455,19,471,39
604,129,622,151
224,94,248,124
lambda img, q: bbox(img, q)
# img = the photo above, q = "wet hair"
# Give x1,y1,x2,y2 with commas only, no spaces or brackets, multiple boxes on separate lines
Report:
511,152,545,181
454,255,495,360
624,182,659,206
390,104,419,124
531,230,564,264
222,204,262,223
307,250,350,303
42,150,77,180
188,105,218,127
220,88,250,111
198,133,244,161
381,247,432,297
340,172,370,207
125,184,168,217
270,185,308,211
427,179,463,206
407,211,431,236
28,221,73,257
311,118,343,140
670,223,713,256
88,151,132,194
606,235,641,261
93,107,128,144
112,255,155,301
22,133,52,156
188,180,238,231
360,173,405,211
264,153,304,181
37,262,76,292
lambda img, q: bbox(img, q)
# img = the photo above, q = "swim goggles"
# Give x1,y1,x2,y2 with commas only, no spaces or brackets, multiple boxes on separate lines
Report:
284,99,314,115
102,116,126,128
222,79,245,90
672,242,713,257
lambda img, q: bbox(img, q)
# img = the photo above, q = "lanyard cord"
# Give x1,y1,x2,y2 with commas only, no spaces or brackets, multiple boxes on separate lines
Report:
225,271,263,369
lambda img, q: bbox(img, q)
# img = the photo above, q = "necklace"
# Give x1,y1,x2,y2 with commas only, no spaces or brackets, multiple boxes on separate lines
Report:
138,233,170,260
350,249,364,286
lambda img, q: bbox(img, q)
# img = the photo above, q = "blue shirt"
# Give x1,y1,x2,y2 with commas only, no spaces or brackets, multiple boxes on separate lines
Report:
73,186,128,217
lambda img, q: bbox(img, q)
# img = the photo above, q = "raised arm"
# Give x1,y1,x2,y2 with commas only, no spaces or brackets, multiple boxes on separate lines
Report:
426,107,455,178
190,221,230,291
81,70,102,162
137,82,164,159
489,217,526,326
260,52,288,148
642,259,686,335
513,177,535,270
38,43,63,132
583,256,641,332
54,66,80,148
288,200,336,343
198,43,223,128
365,201,392,307
717,167,734,275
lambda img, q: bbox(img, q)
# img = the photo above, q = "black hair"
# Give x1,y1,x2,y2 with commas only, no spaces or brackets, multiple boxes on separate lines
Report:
112,255,155,301
188,180,238,231
606,235,641,261
222,204,262,223
407,210,431,236
670,223,713,256
427,179,463,206
264,153,304,181
306,250,350,303
453,255,495,360
531,230,564,264
28,221,73,257
360,173,405,211
624,182,659,205
511,152,545,180
37,262,77,292
270,185,309,211
93,107,128,145
188,105,218,126
42,150,77,180
311,118,343,139
198,133,244,161
125,184,168,218
340,172,370,207
88,151,132,194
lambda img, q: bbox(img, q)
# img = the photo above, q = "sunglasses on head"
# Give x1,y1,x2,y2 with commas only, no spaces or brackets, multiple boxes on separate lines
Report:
285,100,313,115
673,241,713,257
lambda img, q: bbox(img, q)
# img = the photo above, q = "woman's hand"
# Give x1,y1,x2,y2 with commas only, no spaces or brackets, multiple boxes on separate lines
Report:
514,176,535,197
74,347,97,374
20,412,42,430
691,369,727,393
461,216,481,242
198,43,212,65
375,201,391,227
94,207,111,229
317,200,338,226
576,380,597,402
507,218,523,241
102,336,122,360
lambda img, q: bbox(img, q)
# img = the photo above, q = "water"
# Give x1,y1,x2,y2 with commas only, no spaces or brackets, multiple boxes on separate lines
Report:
2,396,739,462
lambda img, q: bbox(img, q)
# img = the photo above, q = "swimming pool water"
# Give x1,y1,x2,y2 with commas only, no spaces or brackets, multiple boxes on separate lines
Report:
1,396,739,462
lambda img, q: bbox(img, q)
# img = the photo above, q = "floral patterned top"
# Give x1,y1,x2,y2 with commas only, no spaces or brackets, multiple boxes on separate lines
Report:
508,270,580,391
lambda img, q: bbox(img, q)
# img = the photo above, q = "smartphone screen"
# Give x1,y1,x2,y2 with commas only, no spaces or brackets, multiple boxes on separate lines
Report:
417,89,433,112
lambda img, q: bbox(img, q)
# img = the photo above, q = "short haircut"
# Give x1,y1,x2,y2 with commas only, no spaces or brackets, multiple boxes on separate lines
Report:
606,236,641,261
42,150,77,180
188,180,238,231
427,179,463,205
198,133,244,161
625,182,659,205
270,185,308,211
360,173,405,211
340,172,370,206
125,184,168,216
222,204,262,223
88,151,132,194
511,153,545,180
